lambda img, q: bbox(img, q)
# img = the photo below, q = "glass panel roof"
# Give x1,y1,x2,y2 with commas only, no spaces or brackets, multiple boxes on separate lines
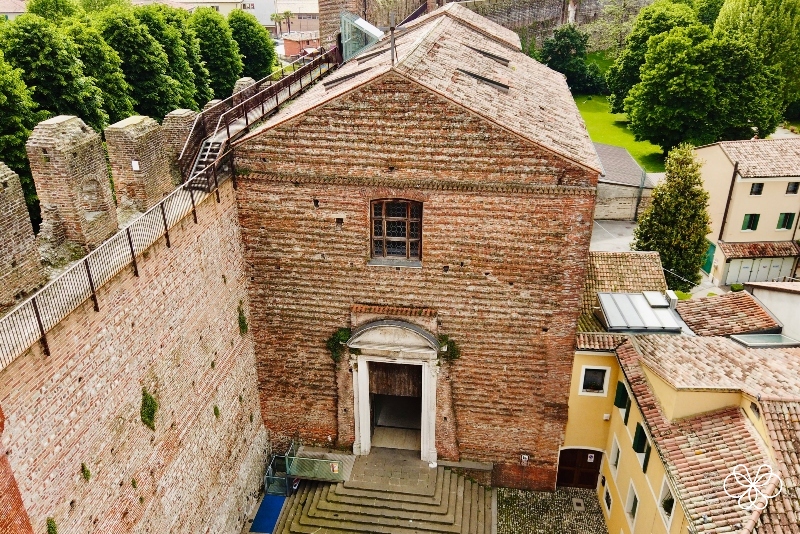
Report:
730,334,800,348
598,292,683,333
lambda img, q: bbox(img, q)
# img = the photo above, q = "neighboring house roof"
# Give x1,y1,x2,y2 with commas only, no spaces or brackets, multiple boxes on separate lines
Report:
238,3,602,173
618,337,800,533
716,138,800,178
275,0,319,14
759,400,800,534
0,0,24,13
676,291,781,336
746,281,800,296
575,332,627,351
578,251,667,332
593,142,654,188
717,240,800,260
283,31,319,41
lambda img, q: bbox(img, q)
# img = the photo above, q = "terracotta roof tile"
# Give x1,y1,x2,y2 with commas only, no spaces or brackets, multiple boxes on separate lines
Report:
575,332,627,351
717,241,800,260
577,251,667,332
351,304,437,317
758,401,800,533
676,292,780,336
717,139,800,178
746,282,800,296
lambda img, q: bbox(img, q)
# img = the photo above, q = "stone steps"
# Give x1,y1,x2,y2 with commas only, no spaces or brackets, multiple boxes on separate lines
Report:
272,465,494,534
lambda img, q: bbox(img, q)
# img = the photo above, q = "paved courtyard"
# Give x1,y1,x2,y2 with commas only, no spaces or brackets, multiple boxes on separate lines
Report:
590,219,636,252
497,486,609,534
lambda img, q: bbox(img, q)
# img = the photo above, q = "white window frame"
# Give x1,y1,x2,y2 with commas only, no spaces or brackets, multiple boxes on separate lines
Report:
610,435,621,478
579,365,611,396
658,477,676,529
603,486,612,514
625,482,639,531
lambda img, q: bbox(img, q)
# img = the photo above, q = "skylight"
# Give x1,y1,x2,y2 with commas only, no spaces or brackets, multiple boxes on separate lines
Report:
730,334,800,348
323,67,373,90
456,69,509,93
464,45,510,67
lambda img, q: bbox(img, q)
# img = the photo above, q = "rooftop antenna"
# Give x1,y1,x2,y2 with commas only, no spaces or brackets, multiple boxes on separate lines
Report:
390,12,396,66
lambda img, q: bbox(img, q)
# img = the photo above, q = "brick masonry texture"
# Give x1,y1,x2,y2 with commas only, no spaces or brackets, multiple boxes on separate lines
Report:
594,183,652,221
234,74,596,490
162,109,199,184
0,180,267,533
105,116,173,212
26,116,118,250
0,163,45,310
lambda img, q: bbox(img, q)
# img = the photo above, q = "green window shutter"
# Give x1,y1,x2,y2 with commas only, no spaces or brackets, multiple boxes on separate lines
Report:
642,443,652,472
778,213,786,228
742,215,750,230
790,213,797,228
752,214,760,230
623,397,632,425
632,423,647,453
613,381,629,408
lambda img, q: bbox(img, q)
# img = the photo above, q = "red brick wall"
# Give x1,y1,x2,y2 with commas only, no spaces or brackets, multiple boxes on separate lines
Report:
0,403,34,534
234,74,596,490
0,181,267,532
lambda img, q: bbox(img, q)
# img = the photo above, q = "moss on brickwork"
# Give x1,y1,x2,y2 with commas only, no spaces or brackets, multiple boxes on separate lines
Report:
238,300,248,335
80,463,91,482
47,517,57,534
213,405,220,418
140,388,158,430
326,328,351,363
438,335,461,361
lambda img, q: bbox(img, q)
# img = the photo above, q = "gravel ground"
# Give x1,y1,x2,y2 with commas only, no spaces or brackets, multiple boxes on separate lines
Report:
497,486,609,534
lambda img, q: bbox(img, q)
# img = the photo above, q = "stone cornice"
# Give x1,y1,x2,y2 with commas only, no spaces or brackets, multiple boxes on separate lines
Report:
236,169,597,196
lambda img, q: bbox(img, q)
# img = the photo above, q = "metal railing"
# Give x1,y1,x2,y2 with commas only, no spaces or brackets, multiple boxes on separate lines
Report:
286,453,345,483
178,48,339,181
0,152,235,372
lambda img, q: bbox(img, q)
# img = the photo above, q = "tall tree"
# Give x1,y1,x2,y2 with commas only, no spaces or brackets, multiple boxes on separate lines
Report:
63,19,134,124
624,25,781,151
0,51,46,228
539,24,605,94
694,0,724,26
283,10,293,32
715,0,800,106
606,0,698,112
79,0,126,12
584,0,640,57
134,4,197,110
26,0,80,21
190,8,243,99
0,14,107,130
270,12,284,34
632,144,711,291
158,6,213,109
229,9,276,81
96,9,182,120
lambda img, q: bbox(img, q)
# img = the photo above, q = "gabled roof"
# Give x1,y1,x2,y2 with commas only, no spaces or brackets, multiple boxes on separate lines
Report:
714,138,800,178
237,3,601,173
593,142,654,188
759,400,800,533
676,291,781,337
746,281,800,296
717,240,800,260
575,332,627,351
578,251,667,332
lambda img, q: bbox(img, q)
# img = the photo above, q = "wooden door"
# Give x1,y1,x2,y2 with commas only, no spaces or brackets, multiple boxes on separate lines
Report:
556,449,603,489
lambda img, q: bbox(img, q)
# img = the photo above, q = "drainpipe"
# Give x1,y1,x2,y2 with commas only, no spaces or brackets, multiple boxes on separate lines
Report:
718,161,739,241
633,167,646,221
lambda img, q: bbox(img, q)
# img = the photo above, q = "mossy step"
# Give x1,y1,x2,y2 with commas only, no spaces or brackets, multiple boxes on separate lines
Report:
343,466,442,497
327,470,455,514
335,466,446,505
314,475,461,524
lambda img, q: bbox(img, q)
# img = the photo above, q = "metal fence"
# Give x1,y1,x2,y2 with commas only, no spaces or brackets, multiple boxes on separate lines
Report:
0,153,235,373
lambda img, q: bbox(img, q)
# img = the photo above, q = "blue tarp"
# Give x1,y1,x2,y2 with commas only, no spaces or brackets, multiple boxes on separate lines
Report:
250,494,286,533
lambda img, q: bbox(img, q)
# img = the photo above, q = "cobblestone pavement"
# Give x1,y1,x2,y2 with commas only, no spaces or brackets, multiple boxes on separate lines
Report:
497,486,609,534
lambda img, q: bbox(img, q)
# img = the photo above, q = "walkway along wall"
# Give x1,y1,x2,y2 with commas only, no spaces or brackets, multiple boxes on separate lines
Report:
0,179,268,533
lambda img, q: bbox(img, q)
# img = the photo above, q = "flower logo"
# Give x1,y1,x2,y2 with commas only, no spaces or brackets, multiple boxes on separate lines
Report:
723,464,783,511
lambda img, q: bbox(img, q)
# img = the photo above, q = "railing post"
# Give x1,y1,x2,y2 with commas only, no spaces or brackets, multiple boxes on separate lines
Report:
212,165,220,203
226,121,231,140
84,259,99,312
31,297,50,357
230,151,238,190
126,228,139,277
159,202,171,248
189,187,198,224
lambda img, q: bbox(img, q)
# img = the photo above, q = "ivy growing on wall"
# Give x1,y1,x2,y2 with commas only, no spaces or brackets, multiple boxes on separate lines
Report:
140,388,158,430
238,300,248,335
326,328,353,363
438,335,461,361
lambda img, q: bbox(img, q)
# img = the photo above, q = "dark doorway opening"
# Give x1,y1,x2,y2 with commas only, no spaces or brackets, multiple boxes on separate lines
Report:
369,362,422,451
557,449,603,489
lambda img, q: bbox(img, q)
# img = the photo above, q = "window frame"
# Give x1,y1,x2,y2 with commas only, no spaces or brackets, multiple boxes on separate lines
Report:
578,366,611,396
750,182,764,195
625,482,639,530
658,478,676,529
369,199,423,262
603,486,612,514
787,182,799,195
610,436,621,478
742,213,760,231
777,212,796,230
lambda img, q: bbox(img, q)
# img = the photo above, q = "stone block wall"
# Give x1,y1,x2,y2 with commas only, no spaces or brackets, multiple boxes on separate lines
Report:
26,116,118,250
0,163,45,309
105,116,173,212
594,182,653,221
162,109,199,185
234,74,597,491
232,77,257,106
0,180,267,533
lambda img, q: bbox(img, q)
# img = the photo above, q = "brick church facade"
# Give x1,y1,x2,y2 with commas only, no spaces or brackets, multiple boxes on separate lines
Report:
233,4,600,490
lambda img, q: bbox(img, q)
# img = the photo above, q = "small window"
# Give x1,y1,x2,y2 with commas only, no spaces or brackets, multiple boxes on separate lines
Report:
777,212,796,230
750,183,764,195
579,366,610,396
610,437,621,473
604,487,612,512
659,479,675,526
627,489,639,519
787,182,799,194
742,213,760,231
750,401,761,419
371,200,422,260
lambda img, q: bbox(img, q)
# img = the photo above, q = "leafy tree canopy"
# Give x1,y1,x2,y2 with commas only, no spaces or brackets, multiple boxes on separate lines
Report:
0,14,107,130
156,6,213,109
624,24,781,151
694,0,725,26
606,0,698,112
63,18,134,124
79,0,128,12
229,9,276,81
632,143,711,291
96,8,182,120
0,51,46,227
190,8,243,99
583,0,641,57
539,24,605,94
715,0,800,105
134,4,197,110
27,0,81,21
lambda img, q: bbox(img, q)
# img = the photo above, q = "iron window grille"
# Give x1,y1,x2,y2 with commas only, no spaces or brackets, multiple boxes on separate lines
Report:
371,200,422,260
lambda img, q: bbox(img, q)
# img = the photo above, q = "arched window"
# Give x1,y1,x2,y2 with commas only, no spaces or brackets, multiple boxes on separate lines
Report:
371,200,422,260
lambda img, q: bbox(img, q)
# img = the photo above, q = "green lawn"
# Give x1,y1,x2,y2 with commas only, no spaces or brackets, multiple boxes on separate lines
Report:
574,95,666,173
586,51,614,75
